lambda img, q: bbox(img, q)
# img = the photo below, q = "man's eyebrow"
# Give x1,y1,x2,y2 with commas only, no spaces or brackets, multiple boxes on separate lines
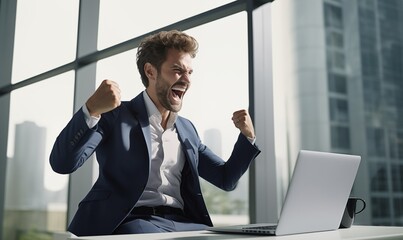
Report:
171,64,193,72
171,64,184,69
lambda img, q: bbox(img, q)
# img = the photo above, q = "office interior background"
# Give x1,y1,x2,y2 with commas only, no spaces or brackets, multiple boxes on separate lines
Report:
0,0,402,239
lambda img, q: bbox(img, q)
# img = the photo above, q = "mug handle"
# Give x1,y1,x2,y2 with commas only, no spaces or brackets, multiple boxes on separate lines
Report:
355,198,366,214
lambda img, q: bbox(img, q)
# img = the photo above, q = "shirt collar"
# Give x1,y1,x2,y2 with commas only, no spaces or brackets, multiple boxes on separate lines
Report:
142,91,177,129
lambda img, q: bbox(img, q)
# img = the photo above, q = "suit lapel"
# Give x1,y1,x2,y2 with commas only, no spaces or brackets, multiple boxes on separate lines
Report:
175,118,198,173
129,93,152,160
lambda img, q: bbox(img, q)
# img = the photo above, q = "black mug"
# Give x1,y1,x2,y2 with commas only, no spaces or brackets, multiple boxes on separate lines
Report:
339,197,366,228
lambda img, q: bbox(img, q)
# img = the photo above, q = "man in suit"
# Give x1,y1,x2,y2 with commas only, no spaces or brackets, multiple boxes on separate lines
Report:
50,30,261,236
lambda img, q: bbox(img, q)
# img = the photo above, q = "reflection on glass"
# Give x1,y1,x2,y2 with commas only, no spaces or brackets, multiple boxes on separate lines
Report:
98,0,234,49
4,72,74,240
11,0,79,83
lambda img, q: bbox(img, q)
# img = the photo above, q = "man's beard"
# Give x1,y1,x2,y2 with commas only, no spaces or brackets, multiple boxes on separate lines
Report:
155,75,184,113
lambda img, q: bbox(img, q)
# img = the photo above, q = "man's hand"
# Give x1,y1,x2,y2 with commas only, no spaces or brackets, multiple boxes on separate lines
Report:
232,109,255,139
86,80,121,117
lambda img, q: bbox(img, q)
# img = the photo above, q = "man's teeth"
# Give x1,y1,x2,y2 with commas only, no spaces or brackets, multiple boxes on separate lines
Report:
172,86,186,98
172,86,186,92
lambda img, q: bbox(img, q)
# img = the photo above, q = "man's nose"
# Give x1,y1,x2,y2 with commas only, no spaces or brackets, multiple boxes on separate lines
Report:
181,72,191,83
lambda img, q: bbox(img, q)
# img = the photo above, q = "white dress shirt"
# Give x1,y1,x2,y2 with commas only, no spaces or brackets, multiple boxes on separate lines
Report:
134,91,185,209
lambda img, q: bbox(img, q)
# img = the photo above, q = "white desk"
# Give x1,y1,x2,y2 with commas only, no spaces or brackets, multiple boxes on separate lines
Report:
69,226,403,240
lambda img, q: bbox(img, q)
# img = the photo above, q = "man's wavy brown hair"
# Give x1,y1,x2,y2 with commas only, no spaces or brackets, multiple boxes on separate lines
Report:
136,30,199,87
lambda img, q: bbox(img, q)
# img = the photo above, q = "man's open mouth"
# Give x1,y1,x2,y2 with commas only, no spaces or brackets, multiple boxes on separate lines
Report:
171,86,186,99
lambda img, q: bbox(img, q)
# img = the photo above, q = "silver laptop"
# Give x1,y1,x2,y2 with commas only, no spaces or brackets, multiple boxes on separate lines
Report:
207,150,361,236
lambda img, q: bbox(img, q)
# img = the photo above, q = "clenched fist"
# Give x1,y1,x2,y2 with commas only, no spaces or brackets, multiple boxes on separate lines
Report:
231,109,255,140
86,80,121,117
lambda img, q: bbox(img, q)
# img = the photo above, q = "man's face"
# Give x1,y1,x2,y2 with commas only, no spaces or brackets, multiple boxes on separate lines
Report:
155,49,193,113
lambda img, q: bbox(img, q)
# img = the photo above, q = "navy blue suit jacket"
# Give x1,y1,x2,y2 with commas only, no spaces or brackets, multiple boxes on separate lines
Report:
50,93,261,236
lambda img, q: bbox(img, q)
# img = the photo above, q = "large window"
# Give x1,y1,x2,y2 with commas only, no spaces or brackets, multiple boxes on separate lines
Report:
11,0,78,83
4,72,74,240
1,0,78,239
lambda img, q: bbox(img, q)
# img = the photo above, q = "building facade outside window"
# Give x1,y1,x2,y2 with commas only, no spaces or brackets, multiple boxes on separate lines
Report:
272,0,403,226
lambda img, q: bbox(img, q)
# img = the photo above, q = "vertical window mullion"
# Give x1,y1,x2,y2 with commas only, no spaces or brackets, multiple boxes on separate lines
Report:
0,0,18,238
67,0,100,227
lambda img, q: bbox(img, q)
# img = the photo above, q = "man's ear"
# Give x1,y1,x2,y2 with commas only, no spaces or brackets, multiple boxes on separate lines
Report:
144,63,157,82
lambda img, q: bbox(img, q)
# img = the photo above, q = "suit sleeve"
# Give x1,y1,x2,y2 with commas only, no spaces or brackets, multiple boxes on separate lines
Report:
198,133,261,191
49,108,104,174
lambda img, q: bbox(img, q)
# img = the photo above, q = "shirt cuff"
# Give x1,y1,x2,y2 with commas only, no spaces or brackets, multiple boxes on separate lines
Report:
247,136,256,145
82,104,100,129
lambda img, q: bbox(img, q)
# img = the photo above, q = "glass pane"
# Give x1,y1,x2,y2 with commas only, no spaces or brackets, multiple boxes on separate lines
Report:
391,164,403,191
329,98,349,122
185,13,249,225
326,31,344,48
394,198,403,225
11,0,79,83
324,3,343,29
371,197,390,218
98,0,234,50
96,12,249,226
4,72,74,240
367,127,386,157
272,0,403,226
96,49,143,100
369,162,388,192
328,73,347,94
331,125,350,150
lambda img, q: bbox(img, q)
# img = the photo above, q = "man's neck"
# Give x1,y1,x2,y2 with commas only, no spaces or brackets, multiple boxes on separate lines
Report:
160,111,171,130
144,89,172,130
